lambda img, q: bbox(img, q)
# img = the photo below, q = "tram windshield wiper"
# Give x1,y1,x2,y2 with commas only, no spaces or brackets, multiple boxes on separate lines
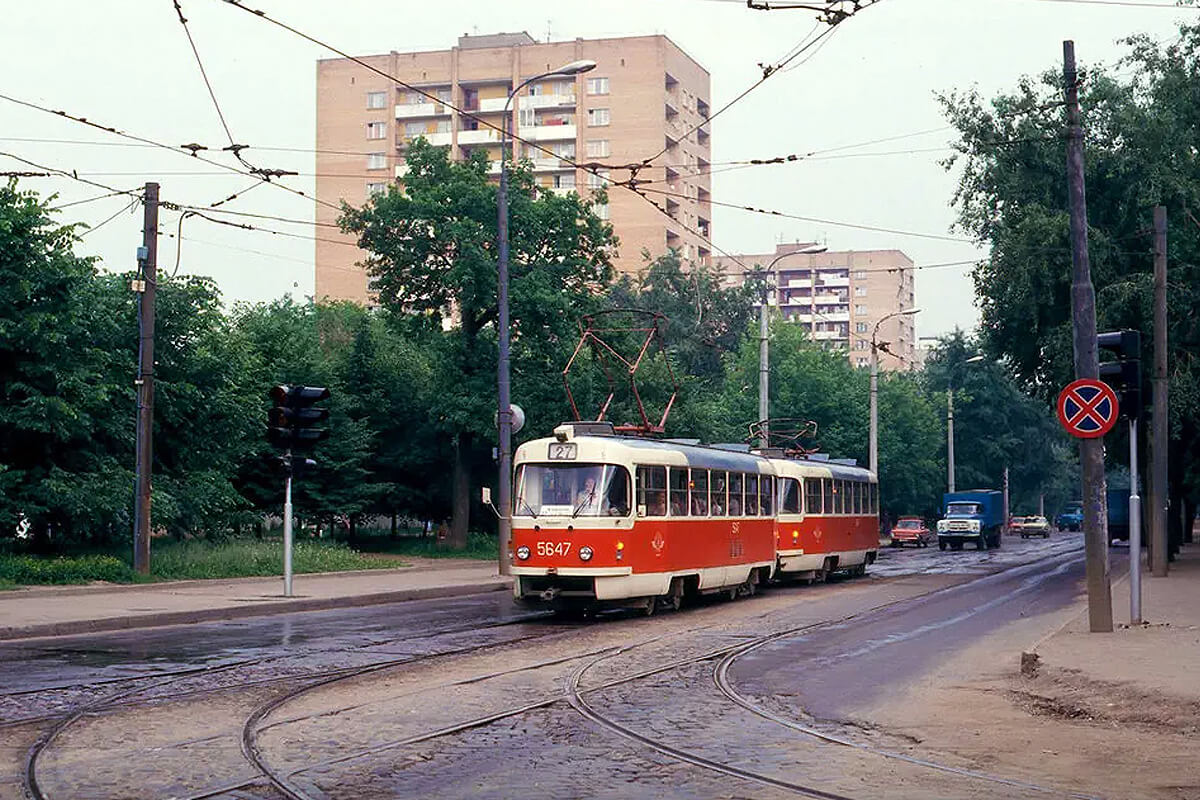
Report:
517,498,539,519
571,492,596,519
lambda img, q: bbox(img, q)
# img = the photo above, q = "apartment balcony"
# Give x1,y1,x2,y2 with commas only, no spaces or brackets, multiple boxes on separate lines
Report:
817,311,851,323
398,131,452,148
519,93,577,110
395,164,409,179
478,97,510,113
786,279,811,288
395,102,450,119
520,123,577,142
457,128,503,146
544,185,578,197
816,276,850,288
784,313,814,324
812,330,847,341
813,293,845,305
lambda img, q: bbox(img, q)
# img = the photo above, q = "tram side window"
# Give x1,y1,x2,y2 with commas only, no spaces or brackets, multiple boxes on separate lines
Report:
760,475,774,516
871,483,879,514
728,473,743,516
837,480,846,514
669,468,689,516
744,474,759,516
710,471,727,516
690,469,709,516
780,478,800,514
637,466,667,517
851,481,861,514
823,479,834,515
858,482,866,514
806,478,822,515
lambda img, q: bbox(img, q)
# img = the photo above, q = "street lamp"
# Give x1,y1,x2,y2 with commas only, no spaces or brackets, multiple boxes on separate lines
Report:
947,354,985,493
756,246,827,448
868,307,921,475
497,59,596,577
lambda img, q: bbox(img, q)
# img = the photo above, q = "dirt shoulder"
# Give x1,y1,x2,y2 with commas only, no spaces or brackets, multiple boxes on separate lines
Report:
859,544,1200,800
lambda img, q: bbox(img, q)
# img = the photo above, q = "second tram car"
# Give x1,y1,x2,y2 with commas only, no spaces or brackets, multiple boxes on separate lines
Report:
511,422,777,614
769,457,879,582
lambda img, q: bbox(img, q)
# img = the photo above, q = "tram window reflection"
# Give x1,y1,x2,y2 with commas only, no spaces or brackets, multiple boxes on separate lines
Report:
669,467,689,516
637,465,667,517
711,471,727,516
690,469,709,516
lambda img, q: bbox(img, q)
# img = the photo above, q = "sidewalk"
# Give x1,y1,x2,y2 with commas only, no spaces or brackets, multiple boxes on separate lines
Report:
0,560,511,640
1032,539,1200,701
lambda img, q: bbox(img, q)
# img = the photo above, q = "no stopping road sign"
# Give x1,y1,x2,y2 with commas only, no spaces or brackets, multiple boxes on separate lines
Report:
1057,378,1119,439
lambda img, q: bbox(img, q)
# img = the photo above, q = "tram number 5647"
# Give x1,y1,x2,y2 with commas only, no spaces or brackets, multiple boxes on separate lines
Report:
536,541,572,557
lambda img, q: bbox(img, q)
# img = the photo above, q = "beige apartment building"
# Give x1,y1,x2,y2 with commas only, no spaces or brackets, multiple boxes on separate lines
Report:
715,243,917,371
314,32,712,303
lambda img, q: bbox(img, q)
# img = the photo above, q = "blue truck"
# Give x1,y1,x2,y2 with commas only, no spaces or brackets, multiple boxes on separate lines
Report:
937,490,1005,551
1055,502,1083,532
1053,494,1130,540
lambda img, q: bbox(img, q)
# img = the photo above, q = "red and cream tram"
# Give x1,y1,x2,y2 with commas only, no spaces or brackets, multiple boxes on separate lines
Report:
768,456,879,582
511,422,777,613
509,422,880,613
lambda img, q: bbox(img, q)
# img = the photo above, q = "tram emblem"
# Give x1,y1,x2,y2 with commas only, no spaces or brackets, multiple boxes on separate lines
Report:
813,527,823,541
651,530,665,556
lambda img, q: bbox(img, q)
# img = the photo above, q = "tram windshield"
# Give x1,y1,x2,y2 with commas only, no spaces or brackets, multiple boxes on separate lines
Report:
514,464,631,518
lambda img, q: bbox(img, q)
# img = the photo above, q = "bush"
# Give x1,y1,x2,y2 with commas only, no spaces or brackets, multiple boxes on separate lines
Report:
0,554,140,585
352,531,498,560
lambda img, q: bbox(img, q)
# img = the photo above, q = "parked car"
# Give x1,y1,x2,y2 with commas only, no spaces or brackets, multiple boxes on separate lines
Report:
1016,515,1051,538
890,516,933,548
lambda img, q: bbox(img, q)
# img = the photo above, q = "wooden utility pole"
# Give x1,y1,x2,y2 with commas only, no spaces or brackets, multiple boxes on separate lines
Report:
1063,42,1113,632
1151,205,1169,577
133,182,159,575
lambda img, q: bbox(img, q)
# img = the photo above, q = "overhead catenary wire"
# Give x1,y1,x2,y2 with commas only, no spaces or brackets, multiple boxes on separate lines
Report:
0,90,339,211
171,0,238,148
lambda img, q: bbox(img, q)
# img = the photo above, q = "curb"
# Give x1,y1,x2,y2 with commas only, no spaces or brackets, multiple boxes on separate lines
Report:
0,579,512,642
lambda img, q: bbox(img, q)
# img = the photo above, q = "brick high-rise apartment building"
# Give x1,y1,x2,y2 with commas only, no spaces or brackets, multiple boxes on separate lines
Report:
715,243,918,371
314,32,713,302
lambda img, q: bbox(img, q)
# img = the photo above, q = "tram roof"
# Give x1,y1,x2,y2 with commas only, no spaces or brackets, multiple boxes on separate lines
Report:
516,427,773,472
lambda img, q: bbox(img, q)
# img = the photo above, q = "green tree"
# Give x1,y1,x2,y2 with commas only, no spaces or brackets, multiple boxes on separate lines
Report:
941,24,1200,545
0,181,132,549
340,139,616,548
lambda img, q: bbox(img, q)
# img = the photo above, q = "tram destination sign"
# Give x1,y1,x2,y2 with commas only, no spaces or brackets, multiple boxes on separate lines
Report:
1056,378,1119,439
548,442,577,460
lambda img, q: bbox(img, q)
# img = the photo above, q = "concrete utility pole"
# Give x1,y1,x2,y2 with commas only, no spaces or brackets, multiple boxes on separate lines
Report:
946,390,955,493
759,285,770,449
869,307,920,475
1063,41,1113,632
1003,466,1010,535
133,183,159,575
1151,205,1169,577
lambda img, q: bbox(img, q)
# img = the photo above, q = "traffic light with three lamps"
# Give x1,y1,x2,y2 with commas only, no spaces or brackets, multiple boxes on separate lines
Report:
1098,330,1142,420
268,385,330,475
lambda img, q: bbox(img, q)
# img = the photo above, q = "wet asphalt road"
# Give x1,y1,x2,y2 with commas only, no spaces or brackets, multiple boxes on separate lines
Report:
0,590,536,697
1,530,1109,800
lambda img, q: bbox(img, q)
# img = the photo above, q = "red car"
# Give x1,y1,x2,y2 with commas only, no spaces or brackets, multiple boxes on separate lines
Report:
890,516,932,548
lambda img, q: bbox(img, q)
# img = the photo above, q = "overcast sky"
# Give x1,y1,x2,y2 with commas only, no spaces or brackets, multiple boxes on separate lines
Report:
1,0,1191,338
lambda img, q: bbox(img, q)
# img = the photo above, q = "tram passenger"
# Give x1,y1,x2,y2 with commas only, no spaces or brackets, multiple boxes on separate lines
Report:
711,476,726,516
691,495,708,516
728,495,741,516
647,493,667,517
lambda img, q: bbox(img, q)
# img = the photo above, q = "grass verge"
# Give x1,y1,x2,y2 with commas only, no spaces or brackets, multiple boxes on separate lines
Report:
0,539,398,586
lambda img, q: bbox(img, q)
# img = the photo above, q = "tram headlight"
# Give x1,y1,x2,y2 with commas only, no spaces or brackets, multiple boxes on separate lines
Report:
516,545,530,561
579,546,594,562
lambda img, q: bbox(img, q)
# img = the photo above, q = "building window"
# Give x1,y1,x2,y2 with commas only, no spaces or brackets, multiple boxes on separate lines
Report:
554,142,576,159
587,108,610,127
594,202,610,220
587,77,610,95
367,152,387,170
518,108,536,128
366,182,386,198
554,172,576,189
857,357,869,367
855,286,868,297
588,169,610,188
855,304,866,315
586,139,610,158
855,340,868,351
366,91,387,109
366,122,387,140
855,270,867,279
855,322,868,333
404,121,426,136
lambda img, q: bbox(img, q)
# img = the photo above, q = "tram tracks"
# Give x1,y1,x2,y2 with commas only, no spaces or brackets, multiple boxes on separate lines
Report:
19,551,1097,800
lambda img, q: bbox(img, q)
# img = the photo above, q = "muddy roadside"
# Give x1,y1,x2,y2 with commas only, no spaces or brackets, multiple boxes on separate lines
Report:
852,544,1200,800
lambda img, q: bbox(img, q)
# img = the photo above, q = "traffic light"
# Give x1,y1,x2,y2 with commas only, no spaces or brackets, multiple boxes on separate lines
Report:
1098,330,1141,420
267,385,331,450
